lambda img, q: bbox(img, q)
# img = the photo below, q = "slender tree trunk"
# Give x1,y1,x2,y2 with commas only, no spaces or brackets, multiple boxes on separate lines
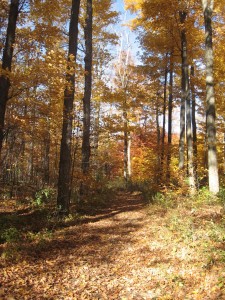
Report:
190,66,197,158
93,100,101,176
190,65,198,184
57,0,81,214
179,12,186,170
202,0,219,193
179,11,196,192
81,0,93,175
30,103,36,183
44,129,50,185
161,56,168,176
167,54,173,180
0,0,19,158
70,125,81,200
93,101,100,154
156,98,161,185
186,78,196,193
123,96,130,184
128,133,131,178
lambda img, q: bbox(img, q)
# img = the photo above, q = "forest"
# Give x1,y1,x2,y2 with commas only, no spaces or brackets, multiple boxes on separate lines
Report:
1,0,225,299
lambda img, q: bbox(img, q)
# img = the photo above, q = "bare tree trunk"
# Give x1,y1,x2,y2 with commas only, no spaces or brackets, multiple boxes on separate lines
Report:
81,0,93,175
29,101,36,183
161,56,168,177
70,125,81,200
166,54,173,180
156,98,161,185
190,65,198,185
202,0,219,193
0,0,19,158
186,79,196,193
128,133,131,178
57,0,81,214
93,101,100,158
179,11,196,192
179,11,186,171
123,97,130,184
44,129,50,185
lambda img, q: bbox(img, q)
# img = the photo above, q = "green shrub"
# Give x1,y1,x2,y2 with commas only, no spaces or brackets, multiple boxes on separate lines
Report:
152,191,176,208
106,177,127,191
1,227,21,243
193,187,219,206
33,187,55,206
218,188,225,205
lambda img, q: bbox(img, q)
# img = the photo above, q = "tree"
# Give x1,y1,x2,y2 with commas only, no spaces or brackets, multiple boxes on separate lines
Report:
81,0,93,175
202,0,219,193
166,52,174,179
190,65,198,181
0,0,19,157
161,53,169,177
114,49,132,184
179,9,196,192
57,0,81,214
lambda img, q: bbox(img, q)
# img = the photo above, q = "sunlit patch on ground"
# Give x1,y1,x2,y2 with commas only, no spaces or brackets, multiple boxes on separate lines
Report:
1,192,225,299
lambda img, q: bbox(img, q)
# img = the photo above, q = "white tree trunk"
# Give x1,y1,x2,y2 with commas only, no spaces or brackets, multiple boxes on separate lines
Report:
202,0,219,193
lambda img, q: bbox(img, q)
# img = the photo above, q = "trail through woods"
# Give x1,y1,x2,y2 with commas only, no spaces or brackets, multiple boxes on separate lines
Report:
1,191,225,299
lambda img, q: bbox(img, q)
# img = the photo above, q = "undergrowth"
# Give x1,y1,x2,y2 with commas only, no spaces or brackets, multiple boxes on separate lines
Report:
0,184,115,261
1,184,225,267
147,186,225,270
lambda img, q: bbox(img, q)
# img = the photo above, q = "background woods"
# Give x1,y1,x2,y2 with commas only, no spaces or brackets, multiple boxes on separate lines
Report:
1,0,225,211
2,2,225,299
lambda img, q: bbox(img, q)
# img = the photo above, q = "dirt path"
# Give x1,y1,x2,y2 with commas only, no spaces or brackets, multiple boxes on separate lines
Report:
1,192,225,299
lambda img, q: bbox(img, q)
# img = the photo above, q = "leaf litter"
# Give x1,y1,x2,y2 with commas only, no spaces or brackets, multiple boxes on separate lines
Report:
1,192,225,299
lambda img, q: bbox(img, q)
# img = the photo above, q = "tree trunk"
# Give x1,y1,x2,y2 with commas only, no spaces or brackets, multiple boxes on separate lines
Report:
179,12,186,171
123,98,130,184
57,0,81,214
179,11,196,192
44,129,50,185
186,77,196,193
161,56,168,177
202,0,219,193
156,98,161,185
81,0,93,175
166,54,173,180
0,0,19,157
93,100,101,177
128,133,131,178
190,65,198,184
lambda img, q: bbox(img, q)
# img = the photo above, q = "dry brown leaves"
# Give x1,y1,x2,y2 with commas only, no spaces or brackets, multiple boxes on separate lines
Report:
1,192,225,299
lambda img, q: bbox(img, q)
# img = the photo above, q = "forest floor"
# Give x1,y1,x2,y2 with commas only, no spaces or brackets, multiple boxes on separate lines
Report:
1,190,225,299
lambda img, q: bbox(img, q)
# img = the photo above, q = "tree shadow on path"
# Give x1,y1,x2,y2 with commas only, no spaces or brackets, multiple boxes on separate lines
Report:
1,191,150,299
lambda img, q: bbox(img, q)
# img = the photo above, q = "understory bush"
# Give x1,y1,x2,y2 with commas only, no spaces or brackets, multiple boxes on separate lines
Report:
33,187,55,207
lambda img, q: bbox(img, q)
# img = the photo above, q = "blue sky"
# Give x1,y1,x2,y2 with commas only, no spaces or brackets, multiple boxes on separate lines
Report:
112,0,141,63
114,0,125,12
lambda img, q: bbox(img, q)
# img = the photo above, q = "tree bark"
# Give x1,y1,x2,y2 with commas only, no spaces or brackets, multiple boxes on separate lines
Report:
202,0,219,193
57,0,81,214
166,54,173,180
123,97,130,184
156,97,161,185
43,129,50,185
0,0,19,158
179,11,196,192
190,65,198,184
179,12,187,170
178,12,186,171
190,66,197,159
161,56,168,176
81,0,93,175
